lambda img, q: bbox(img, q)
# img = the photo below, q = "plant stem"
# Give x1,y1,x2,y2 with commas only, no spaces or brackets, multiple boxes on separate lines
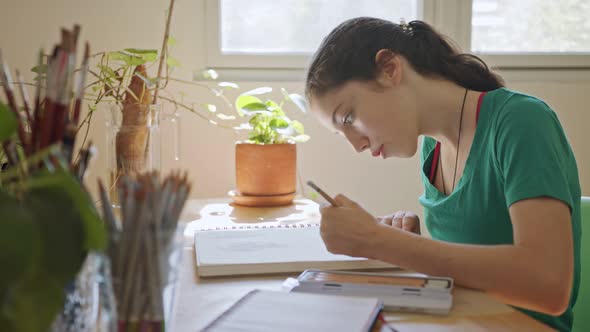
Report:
153,0,176,104
157,95,235,130
166,77,234,110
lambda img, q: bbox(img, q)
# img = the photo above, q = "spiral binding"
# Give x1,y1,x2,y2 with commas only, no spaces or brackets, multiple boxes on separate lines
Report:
200,223,319,231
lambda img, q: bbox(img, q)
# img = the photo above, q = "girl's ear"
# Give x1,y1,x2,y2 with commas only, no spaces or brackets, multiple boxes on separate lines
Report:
375,49,403,87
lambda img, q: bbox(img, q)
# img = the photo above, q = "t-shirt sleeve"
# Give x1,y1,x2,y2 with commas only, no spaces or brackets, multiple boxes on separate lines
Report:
494,97,574,210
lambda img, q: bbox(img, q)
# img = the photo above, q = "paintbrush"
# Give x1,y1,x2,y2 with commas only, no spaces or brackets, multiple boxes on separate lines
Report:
0,50,28,154
14,70,33,132
31,49,44,153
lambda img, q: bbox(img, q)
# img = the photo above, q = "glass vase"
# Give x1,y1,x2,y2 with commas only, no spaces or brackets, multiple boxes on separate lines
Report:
105,103,180,208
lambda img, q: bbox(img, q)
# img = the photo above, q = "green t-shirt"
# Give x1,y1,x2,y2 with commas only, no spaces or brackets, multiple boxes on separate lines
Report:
419,88,581,331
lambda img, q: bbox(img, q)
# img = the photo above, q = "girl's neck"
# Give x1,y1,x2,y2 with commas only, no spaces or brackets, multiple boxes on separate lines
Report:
415,78,480,151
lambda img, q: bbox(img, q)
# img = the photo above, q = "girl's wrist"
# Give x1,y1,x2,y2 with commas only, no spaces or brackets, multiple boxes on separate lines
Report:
364,223,398,260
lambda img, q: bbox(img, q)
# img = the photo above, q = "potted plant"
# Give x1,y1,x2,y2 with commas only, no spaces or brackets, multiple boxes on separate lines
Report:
0,27,108,332
231,88,309,206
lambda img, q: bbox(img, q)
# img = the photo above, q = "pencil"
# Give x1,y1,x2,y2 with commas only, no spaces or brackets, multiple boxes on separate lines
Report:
306,180,338,207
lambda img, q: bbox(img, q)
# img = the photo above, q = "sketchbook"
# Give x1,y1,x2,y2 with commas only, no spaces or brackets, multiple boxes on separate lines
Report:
201,289,383,332
194,224,396,277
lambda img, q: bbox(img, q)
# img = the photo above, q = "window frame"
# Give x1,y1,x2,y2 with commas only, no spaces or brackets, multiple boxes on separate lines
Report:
204,0,590,72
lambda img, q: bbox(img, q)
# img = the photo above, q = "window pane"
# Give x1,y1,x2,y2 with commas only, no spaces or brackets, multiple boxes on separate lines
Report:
220,0,420,54
472,0,590,53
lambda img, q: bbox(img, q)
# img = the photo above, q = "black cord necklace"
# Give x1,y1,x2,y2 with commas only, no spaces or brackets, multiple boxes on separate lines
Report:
440,88,468,196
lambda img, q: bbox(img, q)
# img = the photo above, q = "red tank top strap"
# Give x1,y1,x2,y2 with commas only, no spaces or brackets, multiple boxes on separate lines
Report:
429,142,441,184
476,92,487,124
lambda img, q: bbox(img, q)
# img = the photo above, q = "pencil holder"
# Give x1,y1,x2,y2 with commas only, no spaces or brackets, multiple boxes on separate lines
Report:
98,171,190,332
110,227,183,332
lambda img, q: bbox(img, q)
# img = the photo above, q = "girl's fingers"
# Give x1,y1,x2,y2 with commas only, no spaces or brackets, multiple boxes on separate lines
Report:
392,211,404,228
402,215,416,232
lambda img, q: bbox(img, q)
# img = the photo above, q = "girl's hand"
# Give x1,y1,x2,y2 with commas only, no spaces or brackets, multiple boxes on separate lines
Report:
377,210,421,235
319,194,383,258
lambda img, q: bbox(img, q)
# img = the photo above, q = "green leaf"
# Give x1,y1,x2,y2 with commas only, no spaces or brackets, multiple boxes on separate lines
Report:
248,133,266,144
270,118,289,129
30,64,47,74
166,56,181,68
201,69,218,80
281,87,292,101
290,120,305,135
265,100,285,116
140,53,158,62
0,171,106,332
289,93,308,113
23,171,107,252
248,114,262,126
108,51,146,66
235,95,263,116
167,36,177,47
6,276,64,332
216,113,236,120
241,102,268,112
98,65,118,80
0,101,17,142
0,191,38,287
242,87,272,96
218,82,239,89
233,123,252,131
206,104,217,113
0,191,57,332
124,48,158,54
291,134,310,143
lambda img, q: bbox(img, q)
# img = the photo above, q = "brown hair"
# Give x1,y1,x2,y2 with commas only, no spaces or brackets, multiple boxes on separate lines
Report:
306,17,504,98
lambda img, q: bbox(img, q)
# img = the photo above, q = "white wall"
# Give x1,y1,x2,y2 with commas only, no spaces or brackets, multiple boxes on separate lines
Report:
1,0,588,217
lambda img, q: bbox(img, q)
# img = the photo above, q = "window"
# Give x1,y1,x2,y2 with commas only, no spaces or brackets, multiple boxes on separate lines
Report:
220,0,420,54
205,0,423,68
472,0,590,53
205,0,590,71
471,0,590,67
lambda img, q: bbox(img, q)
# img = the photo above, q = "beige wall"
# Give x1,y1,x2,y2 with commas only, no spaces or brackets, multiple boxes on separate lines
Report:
1,0,588,217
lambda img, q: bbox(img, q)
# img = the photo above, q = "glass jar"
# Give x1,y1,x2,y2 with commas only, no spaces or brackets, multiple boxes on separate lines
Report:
105,103,180,208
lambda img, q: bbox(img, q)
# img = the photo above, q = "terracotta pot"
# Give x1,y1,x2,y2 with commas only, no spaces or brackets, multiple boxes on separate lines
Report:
235,143,296,197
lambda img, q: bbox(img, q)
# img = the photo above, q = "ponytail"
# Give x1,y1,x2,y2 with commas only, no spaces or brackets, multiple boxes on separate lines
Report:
306,18,504,98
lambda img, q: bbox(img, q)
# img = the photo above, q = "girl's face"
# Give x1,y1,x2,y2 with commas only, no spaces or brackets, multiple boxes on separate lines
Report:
310,78,419,159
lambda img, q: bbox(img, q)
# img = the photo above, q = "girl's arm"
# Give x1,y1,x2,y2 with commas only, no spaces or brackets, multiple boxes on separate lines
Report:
320,196,574,316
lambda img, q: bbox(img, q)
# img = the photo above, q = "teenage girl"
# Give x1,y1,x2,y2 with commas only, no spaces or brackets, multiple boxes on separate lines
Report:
306,17,581,331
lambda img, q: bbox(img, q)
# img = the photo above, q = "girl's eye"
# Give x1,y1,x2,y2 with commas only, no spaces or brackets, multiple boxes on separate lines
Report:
343,112,355,126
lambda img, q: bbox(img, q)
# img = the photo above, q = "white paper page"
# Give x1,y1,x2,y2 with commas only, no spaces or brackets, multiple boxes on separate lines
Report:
203,290,381,332
195,227,366,265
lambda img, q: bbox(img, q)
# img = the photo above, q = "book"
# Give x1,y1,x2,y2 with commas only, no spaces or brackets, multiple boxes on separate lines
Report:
201,289,383,332
194,224,395,277
283,269,454,315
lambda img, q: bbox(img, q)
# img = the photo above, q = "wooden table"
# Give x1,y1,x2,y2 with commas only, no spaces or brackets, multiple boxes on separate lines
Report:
169,198,552,332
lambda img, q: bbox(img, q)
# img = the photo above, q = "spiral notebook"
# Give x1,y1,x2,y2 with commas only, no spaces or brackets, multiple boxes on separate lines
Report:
201,289,383,332
194,224,396,277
